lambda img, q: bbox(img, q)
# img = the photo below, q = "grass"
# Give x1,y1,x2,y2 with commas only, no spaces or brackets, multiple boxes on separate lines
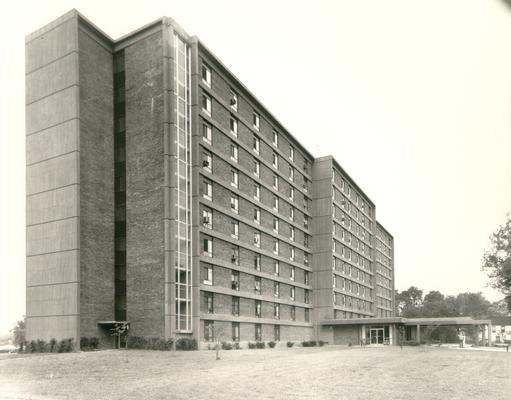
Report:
0,345,510,399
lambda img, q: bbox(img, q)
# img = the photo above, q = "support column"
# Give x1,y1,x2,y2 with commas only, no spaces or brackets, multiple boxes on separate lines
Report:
389,325,393,345
361,325,366,345
416,324,421,344
488,323,493,346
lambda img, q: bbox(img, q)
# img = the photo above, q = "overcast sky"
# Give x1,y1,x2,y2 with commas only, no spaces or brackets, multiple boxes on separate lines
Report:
1,0,510,334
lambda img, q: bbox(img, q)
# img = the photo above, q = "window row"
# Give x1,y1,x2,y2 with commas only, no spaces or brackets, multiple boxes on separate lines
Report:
204,321,284,342
202,293,310,320
333,257,372,285
201,206,310,248
201,264,310,303
333,241,371,270
333,275,372,298
334,293,373,313
201,179,309,231
332,169,372,218
200,62,311,175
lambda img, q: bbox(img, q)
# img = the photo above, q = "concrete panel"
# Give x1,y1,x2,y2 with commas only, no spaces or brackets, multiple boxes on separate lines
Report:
26,17,78,73
26,53,79,104
26,119,79,165
26,249,78,286
26,282,79,316
26,217,78,256
27,184,79,226
26,86,79,135
26,152,78,195
26,315,79,342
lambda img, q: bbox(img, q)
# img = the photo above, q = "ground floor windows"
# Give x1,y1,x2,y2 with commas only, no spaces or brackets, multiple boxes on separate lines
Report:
274,325,280,341
255,323,262,341
204,321,214,341
232,322,240,342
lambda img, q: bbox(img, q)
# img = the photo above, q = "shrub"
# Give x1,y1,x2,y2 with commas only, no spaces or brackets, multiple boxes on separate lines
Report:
286,341,294,348
318,340,326,347
268,341,276,348
28,340,37,353
175,338,197,351
255,341,265,349
49,338,58,352
127,336,146,349
402,340,420,346
80,337,90,349
89,337,99,350
58,338,74,353
248,342,256,349
35,339,46,352
302,340,316,347
221,342,233,350
234,342,241,350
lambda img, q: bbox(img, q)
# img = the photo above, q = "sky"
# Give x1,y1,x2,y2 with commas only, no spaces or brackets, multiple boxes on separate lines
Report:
0,0,510,334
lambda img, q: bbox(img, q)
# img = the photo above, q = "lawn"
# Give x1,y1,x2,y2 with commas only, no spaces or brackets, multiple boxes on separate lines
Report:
0,345,510,400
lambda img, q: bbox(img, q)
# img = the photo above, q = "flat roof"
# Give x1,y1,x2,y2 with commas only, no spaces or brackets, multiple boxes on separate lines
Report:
321,316,491,326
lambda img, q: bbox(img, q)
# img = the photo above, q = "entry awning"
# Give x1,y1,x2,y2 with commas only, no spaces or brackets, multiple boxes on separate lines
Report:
321,317,405,326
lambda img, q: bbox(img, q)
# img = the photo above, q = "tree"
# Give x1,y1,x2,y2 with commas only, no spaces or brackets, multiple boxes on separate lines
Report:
396,286,423,317
11,317,26,351
455,292,490,318
482,214,511,312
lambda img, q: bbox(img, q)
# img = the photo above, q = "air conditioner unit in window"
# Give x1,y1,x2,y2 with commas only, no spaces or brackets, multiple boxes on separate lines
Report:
203,160,210,167
230,203,235,209
231,255,238,263
203,216,210,224
230,98,237,106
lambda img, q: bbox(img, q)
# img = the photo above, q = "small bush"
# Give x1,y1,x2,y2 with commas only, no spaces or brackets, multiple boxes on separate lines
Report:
402,340,420,346
221,342,233,350
58,338,74,353
286,341,294,348
80,337,90,349
268,341,276,348
302,340,317,347
234,342,241,350
35,339,46,352
28,340,37,353
255,341,265,349
49,338,58,352
248,342,256,349
175,338,197,351
318,340,326,347
127,336,146,349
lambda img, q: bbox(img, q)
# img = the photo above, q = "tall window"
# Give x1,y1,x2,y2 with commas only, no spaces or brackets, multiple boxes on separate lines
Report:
230,116,238,136
304,271,310,285
255,300,262,317
255,323,262,341
274,261,280,276
274,325,280,341
232,297,240,316
231,169,238,188
273,175,279,190
254,254,261,271
273,196,279,211
289,186,294,200
253,159,260,177
204,321,214,341
274,281,280,297
274,303,280,319
290,286,295,301
273,218,279,233
202,93,211,116
253,136,260,153
290,247,295,261
232,322,240,342
203,237,212,257
305,308,310,322
254,183,260,201
231,246,239,265
290,306,296,321
205,292,214,313
254,276,261,295
202,123,212,143
253,112,260,130
231,220,239,239
273,240,279,255
230,142,238,162
254,208,261,224
290,266,295,281
202,263,213,285
202,208,212,229
289,146,294,161
201,63,211,86
202,151,212,172
289,166,294,181
273,153,279,168
273,130,278,146
231,270,240,290
254,231,261,248
202,179,212,200
230,193,239,213
230,89,238,111
290,227,295,241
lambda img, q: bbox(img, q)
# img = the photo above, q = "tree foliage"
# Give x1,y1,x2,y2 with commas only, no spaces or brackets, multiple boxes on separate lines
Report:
11,317,26,351
482,214,511,312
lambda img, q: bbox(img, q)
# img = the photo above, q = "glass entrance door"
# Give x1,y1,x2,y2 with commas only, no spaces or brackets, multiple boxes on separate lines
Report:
370,327,384,344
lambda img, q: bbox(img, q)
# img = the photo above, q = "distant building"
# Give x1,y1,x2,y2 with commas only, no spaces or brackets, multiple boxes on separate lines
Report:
25,10,396,348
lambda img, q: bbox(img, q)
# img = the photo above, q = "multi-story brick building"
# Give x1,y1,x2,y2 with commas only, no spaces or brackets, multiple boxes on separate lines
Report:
25,10,396,348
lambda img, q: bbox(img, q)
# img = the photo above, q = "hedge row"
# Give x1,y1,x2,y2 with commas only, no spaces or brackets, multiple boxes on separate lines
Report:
301,340,326,347
127,336,197,351
23,338,74,353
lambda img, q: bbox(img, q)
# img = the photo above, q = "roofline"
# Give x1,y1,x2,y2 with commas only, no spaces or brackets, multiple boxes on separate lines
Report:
196,40,315,161
321,316,492,326
316,155,375,208
376,220,394,239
